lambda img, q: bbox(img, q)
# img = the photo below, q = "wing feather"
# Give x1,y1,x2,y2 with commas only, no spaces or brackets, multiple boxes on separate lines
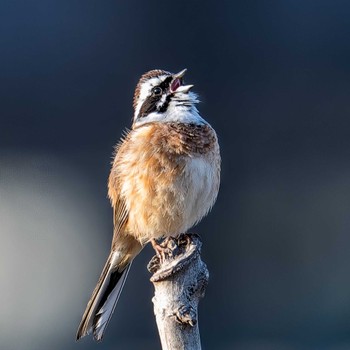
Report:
108,130,131,242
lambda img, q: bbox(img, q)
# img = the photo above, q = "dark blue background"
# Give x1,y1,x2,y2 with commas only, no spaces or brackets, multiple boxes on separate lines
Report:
1,1,350,349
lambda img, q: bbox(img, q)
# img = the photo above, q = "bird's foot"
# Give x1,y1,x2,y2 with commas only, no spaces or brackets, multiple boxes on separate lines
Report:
151,237,177,263
148,233,203,281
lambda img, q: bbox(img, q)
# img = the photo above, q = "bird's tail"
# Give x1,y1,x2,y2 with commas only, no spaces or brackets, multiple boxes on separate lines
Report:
76,240,141,341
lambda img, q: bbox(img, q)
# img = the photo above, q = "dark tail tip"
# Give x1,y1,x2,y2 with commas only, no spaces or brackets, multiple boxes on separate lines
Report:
75,328,84,342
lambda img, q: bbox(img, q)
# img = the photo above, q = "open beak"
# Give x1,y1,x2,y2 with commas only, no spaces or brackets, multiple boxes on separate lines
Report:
170,68,194,93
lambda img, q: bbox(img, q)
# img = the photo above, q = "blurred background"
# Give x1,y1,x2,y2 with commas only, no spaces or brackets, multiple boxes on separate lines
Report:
1,1,350,349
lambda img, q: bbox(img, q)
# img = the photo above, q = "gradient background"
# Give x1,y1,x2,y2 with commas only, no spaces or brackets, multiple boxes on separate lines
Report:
1,1,350,349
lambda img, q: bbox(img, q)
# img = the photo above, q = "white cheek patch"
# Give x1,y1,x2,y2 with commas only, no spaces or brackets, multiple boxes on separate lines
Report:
156,94,167,109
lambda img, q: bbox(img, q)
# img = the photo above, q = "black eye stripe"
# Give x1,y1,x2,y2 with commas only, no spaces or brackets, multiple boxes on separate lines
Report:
158,76,172,91
138,95,161,118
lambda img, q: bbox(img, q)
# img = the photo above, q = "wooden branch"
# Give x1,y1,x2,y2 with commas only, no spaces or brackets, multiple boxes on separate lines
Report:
147,234,209,350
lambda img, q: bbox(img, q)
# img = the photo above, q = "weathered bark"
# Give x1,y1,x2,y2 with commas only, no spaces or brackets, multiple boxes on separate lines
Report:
148,234,209,350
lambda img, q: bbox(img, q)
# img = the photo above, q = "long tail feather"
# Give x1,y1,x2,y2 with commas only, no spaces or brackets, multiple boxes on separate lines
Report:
76,252,131,341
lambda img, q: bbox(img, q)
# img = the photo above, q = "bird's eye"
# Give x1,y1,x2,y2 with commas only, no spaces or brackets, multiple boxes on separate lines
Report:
152,87,162,95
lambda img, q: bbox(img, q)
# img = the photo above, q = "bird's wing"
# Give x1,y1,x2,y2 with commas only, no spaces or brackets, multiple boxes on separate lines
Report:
108,132,131,245
108,172,128,245
112,195,128,237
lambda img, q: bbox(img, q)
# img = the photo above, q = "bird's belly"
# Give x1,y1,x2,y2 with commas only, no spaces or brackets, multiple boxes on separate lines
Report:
123,155,219,242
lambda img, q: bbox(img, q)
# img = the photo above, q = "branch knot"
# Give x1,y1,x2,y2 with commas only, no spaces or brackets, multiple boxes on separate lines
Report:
173,305,197,327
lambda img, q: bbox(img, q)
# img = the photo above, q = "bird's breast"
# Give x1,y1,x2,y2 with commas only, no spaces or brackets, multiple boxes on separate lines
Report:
112,122,220,242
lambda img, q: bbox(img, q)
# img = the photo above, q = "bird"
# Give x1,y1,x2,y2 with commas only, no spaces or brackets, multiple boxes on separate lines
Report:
76,68,221,341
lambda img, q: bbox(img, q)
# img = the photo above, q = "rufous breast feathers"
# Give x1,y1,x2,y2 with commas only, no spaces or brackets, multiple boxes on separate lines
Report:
109,122,220,243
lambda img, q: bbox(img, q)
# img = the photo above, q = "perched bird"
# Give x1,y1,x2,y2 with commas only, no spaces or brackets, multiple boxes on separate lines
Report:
76,68,221,341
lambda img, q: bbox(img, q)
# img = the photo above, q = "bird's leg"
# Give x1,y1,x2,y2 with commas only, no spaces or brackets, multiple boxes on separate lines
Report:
151,238,163,258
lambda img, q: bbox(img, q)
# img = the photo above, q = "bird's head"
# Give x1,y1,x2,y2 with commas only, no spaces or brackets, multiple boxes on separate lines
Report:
132,69,203,128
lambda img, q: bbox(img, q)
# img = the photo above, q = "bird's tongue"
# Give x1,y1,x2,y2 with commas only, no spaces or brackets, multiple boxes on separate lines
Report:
170,78,181,92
